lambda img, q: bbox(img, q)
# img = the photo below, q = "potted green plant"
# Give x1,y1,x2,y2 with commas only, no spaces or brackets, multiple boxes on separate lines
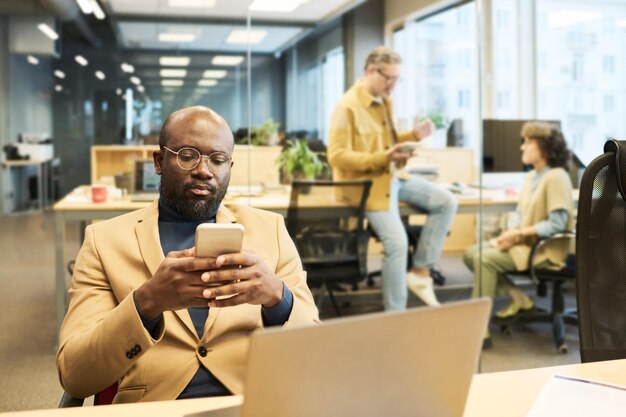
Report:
276,139,328,184
250,118,280,146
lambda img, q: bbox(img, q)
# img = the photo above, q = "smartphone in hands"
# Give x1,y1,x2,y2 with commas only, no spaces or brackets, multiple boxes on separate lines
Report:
195,223,244,258
195,223,245,290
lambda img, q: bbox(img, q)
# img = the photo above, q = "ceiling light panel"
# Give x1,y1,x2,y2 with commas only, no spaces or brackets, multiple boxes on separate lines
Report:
130,76,141,85
75,55,88,66
198,79,217,87
226,29,267,45
160,69,188,77
159,56,191,66
161,79,184,86
90,0,106,19
211,56,244,66
27,55,39,65
75,0,93,14
202,70,227,78
158,33,196,43
38,23,59,40
54,70,65,79
95,71,105,80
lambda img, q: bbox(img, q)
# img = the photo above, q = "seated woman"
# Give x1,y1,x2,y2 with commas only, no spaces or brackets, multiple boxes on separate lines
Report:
464,122,574,348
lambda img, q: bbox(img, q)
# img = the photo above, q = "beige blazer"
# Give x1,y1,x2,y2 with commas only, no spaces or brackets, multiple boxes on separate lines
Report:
57,201,319,403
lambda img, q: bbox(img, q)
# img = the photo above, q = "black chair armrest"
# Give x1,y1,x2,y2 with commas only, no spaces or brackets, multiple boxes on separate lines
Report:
58,392,84,408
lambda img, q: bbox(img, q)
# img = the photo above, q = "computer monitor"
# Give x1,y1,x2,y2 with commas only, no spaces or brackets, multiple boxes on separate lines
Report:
482,119,561,172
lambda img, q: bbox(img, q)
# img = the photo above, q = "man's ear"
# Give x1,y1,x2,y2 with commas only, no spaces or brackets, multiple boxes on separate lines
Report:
153,150,163,175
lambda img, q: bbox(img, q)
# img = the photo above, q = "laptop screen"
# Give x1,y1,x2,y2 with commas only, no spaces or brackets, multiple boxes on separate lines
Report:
134,160,160,193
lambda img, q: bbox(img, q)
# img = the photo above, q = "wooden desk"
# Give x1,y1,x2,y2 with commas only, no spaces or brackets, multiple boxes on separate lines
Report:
463,359,626,417
3,360,626,416
51,185,539,338
0,396,242,417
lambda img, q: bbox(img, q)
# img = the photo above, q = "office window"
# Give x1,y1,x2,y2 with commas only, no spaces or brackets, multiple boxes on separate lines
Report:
604,94,615,112
490,0,519,118
603,55,615,74
399,1,478,149
536,0,626,165
321,48,345,144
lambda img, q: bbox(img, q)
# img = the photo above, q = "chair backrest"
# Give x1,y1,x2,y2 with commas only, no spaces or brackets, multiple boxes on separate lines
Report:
286,180,372,285
576,139,626,363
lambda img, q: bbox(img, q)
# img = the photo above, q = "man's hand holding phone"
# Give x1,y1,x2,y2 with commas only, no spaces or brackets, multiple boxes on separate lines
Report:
199,251,284,309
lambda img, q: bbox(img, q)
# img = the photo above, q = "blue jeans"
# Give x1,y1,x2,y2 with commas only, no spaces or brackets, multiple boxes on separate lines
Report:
367,176,458,311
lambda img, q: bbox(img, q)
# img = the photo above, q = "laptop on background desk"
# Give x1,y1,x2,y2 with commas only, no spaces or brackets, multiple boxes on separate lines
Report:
188,298,491,417
131,159,160,202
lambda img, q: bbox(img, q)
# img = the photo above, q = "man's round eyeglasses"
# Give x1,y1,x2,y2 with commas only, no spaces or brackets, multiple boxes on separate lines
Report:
376,69,401,84
162,146,232,173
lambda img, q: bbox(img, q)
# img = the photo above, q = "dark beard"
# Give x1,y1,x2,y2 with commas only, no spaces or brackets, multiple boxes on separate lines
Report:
160,176,228,220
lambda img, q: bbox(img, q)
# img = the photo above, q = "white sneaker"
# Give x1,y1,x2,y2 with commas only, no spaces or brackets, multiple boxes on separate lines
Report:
406,272,441,307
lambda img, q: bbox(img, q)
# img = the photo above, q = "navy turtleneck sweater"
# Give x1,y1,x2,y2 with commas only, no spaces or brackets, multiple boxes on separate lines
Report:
136,194,293,398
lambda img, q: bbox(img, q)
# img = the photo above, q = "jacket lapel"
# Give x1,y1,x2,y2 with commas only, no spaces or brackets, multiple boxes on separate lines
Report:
134,200,197,338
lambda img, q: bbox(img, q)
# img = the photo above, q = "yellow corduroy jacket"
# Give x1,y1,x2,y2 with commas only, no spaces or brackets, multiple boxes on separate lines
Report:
57,200,319,403
327,79,416,211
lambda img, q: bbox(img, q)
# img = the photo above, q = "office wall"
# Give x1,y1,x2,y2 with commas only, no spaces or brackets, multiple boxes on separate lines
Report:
343,0,384,86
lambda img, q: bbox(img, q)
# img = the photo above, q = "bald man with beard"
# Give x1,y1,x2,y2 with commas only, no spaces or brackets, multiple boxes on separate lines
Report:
57,106,319,403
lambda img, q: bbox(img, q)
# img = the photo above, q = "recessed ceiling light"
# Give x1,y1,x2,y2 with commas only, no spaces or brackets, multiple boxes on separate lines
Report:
226,29,267,45
211,56,244,66
75,55,88,66
90,0,106,20
137,85,145,92
76,0,93,14
54,70,65,79
160,69,187,77
249,0,309,13
159,33,196,43
161,79,184,86
95,70,105,80
116,88,122,95
202,70,227,78
38,23,59,40
55,85,63,92
198,79,217,87
130,76,141,85
27,55,39,65
160,56,190,66
120,63,135,73
168,0,216,8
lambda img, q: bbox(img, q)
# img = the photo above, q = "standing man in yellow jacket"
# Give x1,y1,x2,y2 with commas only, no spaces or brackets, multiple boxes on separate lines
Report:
328,47,457,310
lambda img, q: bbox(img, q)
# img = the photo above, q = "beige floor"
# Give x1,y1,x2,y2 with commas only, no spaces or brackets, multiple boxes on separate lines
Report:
0,210,580,412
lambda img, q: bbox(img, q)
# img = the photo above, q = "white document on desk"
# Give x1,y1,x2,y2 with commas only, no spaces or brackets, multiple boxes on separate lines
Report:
526,374,626,417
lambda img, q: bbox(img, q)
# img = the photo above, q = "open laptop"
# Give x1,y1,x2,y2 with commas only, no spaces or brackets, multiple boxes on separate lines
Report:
130,159,160,202
188,298,491,417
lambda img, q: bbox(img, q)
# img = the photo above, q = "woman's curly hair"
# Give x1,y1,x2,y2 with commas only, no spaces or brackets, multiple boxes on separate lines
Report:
521,122,570,169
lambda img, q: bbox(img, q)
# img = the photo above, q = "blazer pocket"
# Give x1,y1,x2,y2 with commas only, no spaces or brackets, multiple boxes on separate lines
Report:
112,386,147,404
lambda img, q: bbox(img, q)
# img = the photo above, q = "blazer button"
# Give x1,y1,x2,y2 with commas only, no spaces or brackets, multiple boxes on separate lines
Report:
126,352,133,359
198,346,208,357
132,345,141,355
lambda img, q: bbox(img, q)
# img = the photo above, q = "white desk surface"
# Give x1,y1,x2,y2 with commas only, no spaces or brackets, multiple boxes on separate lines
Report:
3,360,626,416
463,358,626,417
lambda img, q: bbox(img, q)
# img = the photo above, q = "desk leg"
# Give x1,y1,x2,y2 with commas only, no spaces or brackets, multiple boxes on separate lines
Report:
55,210,67,346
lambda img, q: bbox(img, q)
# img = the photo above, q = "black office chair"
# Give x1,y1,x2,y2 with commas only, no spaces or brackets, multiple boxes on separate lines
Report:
577,139,626,363
286,180,372,316
496,232,577,353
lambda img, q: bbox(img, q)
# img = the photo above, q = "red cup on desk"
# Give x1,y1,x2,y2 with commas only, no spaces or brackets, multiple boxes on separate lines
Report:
91,185,107,203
